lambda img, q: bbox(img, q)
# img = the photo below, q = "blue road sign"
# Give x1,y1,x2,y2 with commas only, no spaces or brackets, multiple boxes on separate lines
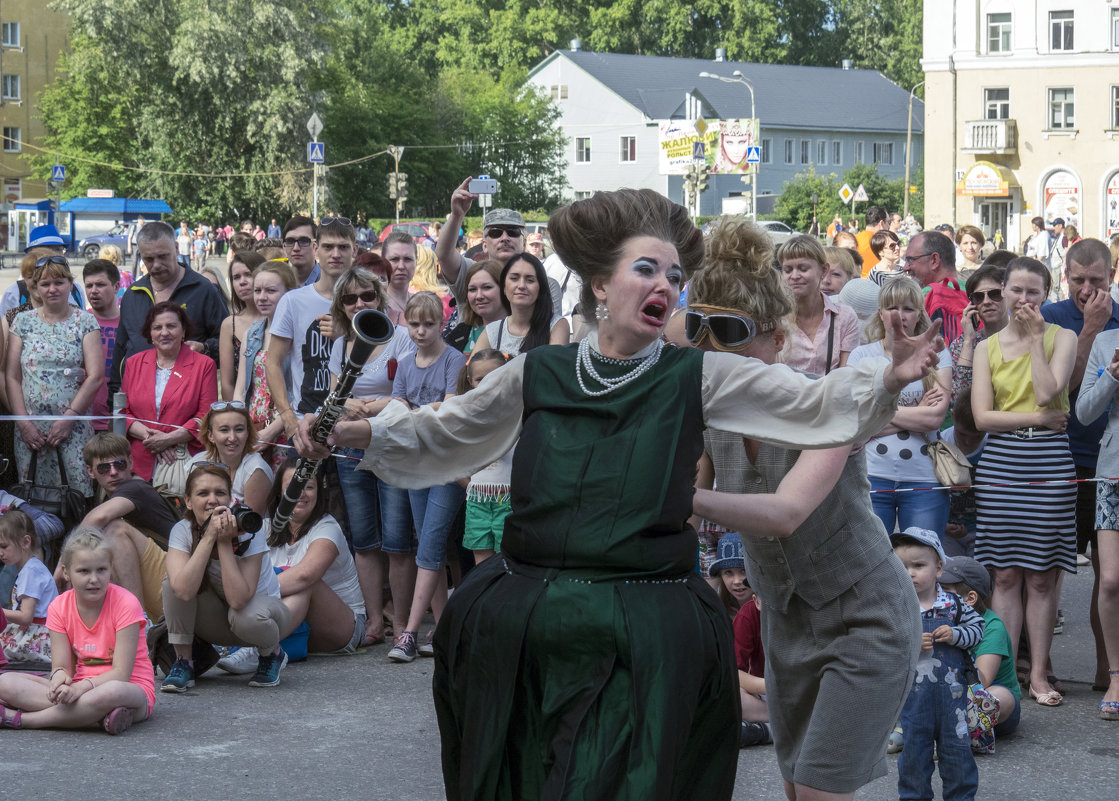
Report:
745,146,761,164
307,142,325,164
51,164,66,181
693,141,706,159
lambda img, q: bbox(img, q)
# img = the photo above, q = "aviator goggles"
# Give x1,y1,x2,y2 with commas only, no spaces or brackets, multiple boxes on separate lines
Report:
684,305,775,351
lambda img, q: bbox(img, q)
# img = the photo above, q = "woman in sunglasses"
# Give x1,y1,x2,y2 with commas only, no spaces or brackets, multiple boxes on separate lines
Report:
5,254,103,499
867,230,903,286
949,264,1007,406
688,216,922,798
296,190,943,799
120,301,216,484
778,234,858,376
328,266,416,647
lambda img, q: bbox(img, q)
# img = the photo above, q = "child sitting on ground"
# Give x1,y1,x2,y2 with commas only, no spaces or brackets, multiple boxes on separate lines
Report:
0,527,154,734
891,526,984,801
941,555,1021,744
0,509,57,666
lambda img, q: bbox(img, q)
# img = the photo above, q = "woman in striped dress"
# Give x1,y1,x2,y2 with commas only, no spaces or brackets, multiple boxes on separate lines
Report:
972,256,1077,706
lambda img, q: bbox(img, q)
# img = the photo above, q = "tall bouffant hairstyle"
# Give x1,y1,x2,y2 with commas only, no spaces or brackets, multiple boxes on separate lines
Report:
689,217,793,326
547,188,704,317
775,234,827,269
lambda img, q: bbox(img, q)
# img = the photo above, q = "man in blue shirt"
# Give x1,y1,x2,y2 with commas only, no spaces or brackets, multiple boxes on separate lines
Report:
1041,237,1118,691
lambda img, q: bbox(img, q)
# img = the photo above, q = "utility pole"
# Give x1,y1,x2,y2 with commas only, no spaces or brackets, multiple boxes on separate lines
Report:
388,146,405,224
904,81,925,221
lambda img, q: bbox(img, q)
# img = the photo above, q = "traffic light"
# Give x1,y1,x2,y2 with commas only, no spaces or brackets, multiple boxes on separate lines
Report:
683,166,698,202
696,169,708,194
396,173,408,201
387,172,398,199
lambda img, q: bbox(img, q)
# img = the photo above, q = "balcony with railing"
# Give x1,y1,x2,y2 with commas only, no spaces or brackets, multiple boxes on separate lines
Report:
962,120,1017,155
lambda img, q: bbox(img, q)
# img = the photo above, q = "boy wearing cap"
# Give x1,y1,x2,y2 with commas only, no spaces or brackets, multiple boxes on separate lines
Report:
891,526,984,801
941,555,1021,738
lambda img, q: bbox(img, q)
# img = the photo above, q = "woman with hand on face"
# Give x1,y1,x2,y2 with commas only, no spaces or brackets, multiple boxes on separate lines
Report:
5,255,103,498
218,251,265,402
328,266,415,646
474,252,569,357
235,260,298,466
779,235,859,375
949,264,1007,406
443,259,507,355
294,189,943,800
971,257,1077,707
121,302,216,483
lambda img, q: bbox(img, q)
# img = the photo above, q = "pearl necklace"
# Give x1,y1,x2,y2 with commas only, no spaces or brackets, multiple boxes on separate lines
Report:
575,336,663,397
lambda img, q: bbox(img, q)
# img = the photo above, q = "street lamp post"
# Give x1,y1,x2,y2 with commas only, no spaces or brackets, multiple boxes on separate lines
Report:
904,80,925,222
698,70,757,221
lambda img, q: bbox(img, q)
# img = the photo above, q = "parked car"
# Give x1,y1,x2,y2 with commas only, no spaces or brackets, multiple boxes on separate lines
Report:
757,220,799,245
378,221,432,244
76,223,130,259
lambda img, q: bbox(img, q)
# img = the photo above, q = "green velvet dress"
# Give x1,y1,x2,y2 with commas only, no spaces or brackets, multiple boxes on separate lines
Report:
433,343,739,801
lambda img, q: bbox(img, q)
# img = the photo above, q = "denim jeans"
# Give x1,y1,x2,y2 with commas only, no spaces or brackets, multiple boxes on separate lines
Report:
408,482,466,571
897,606,979,801
378,483,418,555
869,477,950,537
335,447,382,552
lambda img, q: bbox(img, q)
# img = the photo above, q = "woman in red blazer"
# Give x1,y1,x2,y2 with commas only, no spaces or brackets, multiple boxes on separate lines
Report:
122,301,217,481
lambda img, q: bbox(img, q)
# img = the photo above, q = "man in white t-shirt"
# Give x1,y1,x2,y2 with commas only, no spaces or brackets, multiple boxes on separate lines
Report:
268,217,356,437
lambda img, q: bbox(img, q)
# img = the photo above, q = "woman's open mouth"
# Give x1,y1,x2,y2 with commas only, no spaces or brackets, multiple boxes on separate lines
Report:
641,299,668,326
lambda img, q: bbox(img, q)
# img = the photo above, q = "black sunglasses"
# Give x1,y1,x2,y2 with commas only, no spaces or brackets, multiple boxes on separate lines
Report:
969,289,1003,304
34,255,69,268
93,458,128,476
485,227,523,239
684,310,774,349
282,236,312,249
341,289,380,306
320,216,352,226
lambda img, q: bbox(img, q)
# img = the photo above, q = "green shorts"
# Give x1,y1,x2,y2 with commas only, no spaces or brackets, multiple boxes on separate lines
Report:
464,496,511,552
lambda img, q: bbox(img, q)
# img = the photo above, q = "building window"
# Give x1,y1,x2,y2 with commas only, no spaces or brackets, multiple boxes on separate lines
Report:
873,142,893,165
550,84,568,101
784,139,793,164
1,74,19,101
1048,87,1075,129
832,141,842,165
2,127,19,153
984,88,1010,120
619,136,636,163
799,140,810,165
816,140,827,165
1,22,19,47
575,137,591,163
854,141,864,163
761,138,772,164
1113,8,1119,50
1112,86,1119,130
987,12,1011,53
1050,10,1074,52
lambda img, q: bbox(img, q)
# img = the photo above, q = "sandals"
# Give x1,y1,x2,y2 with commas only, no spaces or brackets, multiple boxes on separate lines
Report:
101,706,134,735
1101,702,1119,721
1029,685,1064,707
0,705,21,729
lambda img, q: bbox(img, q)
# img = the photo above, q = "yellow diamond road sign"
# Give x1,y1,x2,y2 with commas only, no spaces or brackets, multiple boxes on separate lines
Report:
839,183,853,203
695,118,708,135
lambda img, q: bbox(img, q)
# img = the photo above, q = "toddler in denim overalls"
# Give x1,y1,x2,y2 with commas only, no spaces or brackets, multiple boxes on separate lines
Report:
891,527,984,801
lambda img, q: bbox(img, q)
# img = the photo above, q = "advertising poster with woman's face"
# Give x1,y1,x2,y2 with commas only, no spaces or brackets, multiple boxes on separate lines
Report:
708,119,759,175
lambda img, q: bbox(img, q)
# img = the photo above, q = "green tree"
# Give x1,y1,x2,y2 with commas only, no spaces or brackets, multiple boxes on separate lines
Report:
774,162,919,232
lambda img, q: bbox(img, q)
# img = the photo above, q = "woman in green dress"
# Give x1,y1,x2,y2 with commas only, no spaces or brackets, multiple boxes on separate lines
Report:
295,189,943,801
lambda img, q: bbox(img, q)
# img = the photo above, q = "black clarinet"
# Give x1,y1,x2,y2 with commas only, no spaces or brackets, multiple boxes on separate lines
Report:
271,308,394,535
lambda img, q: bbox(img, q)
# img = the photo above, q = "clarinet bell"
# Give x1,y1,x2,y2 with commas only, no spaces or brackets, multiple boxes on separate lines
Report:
352,308,395,348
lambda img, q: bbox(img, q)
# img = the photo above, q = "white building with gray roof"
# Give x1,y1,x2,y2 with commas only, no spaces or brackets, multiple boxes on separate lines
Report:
527,47,924,216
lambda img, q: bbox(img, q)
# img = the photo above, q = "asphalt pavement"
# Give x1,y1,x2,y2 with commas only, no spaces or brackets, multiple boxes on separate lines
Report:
0,567,1116,800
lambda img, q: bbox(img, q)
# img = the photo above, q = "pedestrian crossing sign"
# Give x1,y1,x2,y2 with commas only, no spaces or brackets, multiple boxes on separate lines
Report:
746,146,761,164
51,164,66,182
307,142,325,164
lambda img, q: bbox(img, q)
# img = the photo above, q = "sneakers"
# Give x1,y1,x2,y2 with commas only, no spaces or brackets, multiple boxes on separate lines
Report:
417,630,435,658
887,725,904,754
248,648,288,688
739,721,772,748
101,706,134,735
388,631,418,663
161,659,195,693
217,646,258,675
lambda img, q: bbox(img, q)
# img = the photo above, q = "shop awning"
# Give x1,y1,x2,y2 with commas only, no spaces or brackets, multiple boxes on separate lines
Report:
956,161,1018,197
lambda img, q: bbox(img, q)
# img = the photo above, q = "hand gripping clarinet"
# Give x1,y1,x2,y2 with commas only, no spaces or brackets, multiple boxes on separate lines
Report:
271,308,394,535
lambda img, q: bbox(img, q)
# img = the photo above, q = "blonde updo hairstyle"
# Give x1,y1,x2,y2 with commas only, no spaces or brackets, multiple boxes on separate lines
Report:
547,189,704,318
689,216,793,333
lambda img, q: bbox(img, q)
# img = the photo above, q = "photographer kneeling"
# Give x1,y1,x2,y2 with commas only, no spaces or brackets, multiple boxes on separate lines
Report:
161,465,292,693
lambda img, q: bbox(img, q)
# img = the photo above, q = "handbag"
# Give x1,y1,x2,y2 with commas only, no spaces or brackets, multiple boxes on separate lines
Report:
152,444,191,499
921,433,972,488
9,447,88,535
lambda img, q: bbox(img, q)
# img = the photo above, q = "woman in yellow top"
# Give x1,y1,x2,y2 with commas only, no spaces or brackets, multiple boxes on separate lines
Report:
972,256,1077,707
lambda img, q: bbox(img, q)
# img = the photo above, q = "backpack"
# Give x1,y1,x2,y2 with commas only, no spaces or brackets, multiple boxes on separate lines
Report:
923,279,969,344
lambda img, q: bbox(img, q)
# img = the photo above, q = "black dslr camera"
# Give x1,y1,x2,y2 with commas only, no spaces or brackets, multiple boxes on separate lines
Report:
229,503,263,556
